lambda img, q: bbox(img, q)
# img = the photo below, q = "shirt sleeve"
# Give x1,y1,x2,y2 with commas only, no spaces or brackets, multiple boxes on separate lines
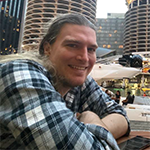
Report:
0,60,120,150
79,75,130,135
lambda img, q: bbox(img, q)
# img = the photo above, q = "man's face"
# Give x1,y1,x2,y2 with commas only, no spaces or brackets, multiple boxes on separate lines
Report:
44,24,97,88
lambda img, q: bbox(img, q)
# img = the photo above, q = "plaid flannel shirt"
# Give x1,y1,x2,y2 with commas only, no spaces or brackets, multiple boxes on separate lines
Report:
0,59,130,150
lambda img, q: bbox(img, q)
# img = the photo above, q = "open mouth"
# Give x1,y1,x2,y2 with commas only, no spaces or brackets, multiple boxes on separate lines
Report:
69,65,87,70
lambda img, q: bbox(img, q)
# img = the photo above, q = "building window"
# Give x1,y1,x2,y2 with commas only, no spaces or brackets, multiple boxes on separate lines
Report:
119,45,123,48
140,0,147,5
107,45,111,48
99,26,102,29
133,0,137,6
114,30,117,33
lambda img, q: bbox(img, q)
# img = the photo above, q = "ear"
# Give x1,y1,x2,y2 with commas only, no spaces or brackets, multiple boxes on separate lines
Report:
43,42,51,56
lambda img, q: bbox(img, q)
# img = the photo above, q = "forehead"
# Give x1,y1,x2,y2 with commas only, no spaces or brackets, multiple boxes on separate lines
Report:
60,23,95,33
57,24,97,42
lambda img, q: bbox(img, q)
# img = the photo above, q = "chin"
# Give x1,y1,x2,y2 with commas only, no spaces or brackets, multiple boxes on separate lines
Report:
70,78,86,87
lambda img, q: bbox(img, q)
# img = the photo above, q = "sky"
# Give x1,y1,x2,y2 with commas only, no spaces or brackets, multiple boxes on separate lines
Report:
96,0,128,18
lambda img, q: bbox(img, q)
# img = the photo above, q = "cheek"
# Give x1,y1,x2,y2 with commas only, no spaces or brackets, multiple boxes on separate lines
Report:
90,55,96,66
50,51,65,63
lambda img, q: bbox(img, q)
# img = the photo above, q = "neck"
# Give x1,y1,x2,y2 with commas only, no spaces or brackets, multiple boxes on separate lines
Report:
52,72,72,97
54,82,70,97
56,85,70,97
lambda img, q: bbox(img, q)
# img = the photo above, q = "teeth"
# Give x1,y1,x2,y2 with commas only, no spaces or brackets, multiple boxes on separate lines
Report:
72,66,85,70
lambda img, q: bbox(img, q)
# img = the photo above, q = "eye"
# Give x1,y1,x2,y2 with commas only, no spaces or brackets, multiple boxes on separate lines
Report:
67,44,78,48
87,47,96,53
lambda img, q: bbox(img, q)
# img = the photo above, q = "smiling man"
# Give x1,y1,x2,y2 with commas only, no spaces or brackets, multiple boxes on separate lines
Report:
0,14,130,150
43,23,97,96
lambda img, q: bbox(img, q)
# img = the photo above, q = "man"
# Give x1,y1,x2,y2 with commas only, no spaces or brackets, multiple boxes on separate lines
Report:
0,14,130,149
122,92,134,105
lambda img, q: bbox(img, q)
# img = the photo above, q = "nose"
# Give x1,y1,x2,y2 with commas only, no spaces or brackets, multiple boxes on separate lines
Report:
76,48,89,62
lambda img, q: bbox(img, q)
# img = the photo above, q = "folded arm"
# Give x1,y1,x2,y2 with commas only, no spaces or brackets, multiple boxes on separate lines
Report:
73,76,130,139
77,111,128,139
102,113,128,139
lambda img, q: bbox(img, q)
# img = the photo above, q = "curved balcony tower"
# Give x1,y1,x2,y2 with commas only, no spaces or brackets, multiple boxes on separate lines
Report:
124,0,150,54
23,0,97,51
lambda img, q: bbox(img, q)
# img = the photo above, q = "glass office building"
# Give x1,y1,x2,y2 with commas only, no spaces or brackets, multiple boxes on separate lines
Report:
23,0,97,52
96,13,125,55
0,0,25,55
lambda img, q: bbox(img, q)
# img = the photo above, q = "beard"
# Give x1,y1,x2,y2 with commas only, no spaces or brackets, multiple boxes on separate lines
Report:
55,71,85,95
55,73,75,90
42,56,85,95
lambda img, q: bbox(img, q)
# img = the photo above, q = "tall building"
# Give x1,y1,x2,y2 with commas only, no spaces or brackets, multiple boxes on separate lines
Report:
23,0,97,52
124,0,150,54
0,0,26,55
96,13,125,55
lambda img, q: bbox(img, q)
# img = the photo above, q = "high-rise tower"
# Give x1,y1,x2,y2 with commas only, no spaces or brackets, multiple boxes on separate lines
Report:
124,0,150,54
23,0,97,52
0,0,26,55
96,13,125,55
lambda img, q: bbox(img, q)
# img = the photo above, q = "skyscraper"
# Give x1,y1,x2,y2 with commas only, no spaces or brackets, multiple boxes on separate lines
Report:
0,0,26,55
124,0,150,54
96,13,124,55
23,0,97,52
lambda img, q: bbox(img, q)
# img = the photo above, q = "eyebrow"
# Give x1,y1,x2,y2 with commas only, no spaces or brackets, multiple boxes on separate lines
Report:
63,39,98,48
91,44,98,49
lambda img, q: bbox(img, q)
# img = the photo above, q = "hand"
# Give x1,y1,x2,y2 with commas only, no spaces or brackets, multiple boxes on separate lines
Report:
76,111,108,130
122,99,128,103
111,97,116,100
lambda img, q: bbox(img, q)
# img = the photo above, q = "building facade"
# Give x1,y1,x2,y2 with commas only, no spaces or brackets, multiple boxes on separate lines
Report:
23,0,97,51
0,0,26,55
124,0,150,54
96,13,125,55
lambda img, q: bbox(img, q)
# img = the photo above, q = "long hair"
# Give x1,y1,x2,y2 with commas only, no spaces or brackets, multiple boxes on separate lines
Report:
39,13,96,55
0,52,57,88
0,52,41,64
